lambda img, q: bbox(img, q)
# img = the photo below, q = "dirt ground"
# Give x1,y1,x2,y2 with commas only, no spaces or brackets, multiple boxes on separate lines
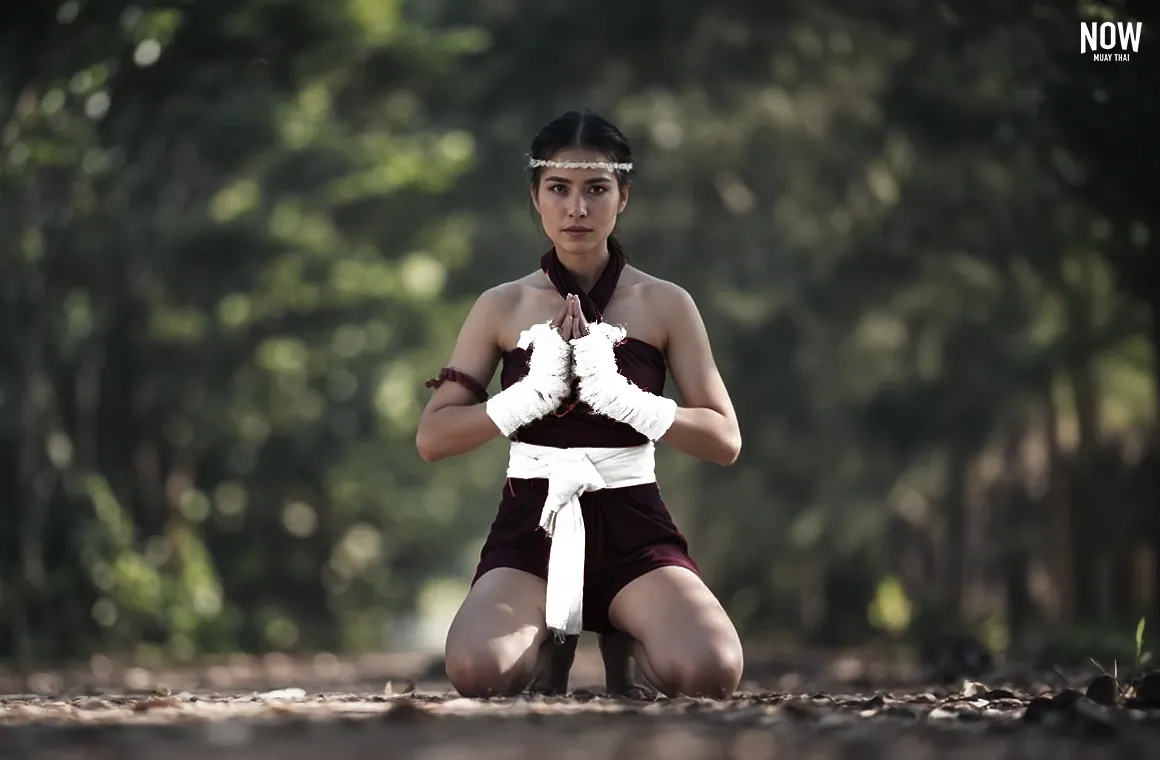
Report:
2,643,1159,760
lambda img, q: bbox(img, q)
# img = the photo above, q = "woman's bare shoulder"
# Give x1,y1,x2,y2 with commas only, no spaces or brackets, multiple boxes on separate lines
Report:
477,271,550,308
622,265,697,308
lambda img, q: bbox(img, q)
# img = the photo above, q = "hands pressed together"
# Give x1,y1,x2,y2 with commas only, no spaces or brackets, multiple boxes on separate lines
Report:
549,293,591,342
485,294,677,441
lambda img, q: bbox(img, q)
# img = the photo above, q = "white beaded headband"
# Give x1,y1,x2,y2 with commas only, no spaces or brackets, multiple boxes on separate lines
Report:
527,157,633,172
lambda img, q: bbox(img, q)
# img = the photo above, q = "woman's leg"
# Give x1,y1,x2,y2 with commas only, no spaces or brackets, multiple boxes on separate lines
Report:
599,629,659,699
607,566,744,699
528,633,578,695
444,567,553,697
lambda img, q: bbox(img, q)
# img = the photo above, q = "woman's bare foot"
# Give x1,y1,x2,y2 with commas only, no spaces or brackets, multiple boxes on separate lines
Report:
527,635,578,695
599,630,659,700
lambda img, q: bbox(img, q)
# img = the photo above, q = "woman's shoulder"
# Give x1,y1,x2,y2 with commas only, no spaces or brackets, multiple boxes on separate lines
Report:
477,271,552,307
622,266,698,310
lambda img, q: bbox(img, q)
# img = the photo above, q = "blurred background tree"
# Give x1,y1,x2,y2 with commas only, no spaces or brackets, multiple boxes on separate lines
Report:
0,0,1156,670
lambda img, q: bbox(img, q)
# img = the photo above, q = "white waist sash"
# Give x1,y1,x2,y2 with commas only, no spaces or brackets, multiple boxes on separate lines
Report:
505,441,657,637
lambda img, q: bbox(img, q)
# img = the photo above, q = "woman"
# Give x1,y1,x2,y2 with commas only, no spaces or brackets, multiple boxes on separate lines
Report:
417,110,743,699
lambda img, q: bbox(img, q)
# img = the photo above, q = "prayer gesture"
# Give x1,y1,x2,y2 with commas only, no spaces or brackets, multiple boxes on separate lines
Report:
528,289,676,443
550,294,590,341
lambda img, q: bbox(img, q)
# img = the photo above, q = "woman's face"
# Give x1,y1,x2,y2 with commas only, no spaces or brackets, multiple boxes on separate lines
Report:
531,147,629,256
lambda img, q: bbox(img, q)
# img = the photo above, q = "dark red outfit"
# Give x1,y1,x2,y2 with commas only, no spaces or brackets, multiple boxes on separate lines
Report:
469,248,700,634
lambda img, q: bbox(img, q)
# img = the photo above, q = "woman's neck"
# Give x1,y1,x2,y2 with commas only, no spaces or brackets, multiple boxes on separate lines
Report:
556,245,610,292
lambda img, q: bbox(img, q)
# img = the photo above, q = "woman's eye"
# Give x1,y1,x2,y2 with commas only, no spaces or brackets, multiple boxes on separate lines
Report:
589,186,606,195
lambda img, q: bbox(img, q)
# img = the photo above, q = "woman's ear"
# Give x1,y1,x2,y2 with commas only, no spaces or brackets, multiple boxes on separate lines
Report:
529,183,541,214
617,181,631,214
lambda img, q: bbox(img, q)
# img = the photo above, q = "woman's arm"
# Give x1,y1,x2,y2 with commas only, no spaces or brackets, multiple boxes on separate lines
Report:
658,284,742,466
415,287,509,463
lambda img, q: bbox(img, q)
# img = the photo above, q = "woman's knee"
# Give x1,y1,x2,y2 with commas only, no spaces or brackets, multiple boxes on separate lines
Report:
444,625,549,697
443,568,547,697
650,630,744,699
444,643,519,698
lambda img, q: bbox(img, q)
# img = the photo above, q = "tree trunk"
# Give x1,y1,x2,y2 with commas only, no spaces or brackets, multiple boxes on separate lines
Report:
1151,305,1160,624
1043,389,1073,623
1068,362,1102,623
944,445,969,619
999,424,1041,652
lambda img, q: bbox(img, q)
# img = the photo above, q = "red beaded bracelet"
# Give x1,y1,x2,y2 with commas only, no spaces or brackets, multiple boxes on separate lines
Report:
424,367,489,404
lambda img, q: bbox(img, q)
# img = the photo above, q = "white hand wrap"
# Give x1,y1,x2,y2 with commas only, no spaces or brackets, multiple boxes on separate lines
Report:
571,323,677,441
485,322,573,437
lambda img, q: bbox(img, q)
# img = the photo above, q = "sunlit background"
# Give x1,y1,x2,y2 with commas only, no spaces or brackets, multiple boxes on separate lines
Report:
1,0,1156,683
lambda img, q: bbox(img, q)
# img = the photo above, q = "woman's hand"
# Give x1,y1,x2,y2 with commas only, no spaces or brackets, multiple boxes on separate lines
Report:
553,294,590,341
483,305,574,436
568,310,677,442
550,296,573,340
567,295,590,339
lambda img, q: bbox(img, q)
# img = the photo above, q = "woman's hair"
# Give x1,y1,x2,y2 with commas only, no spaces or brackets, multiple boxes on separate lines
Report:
527,109,633,256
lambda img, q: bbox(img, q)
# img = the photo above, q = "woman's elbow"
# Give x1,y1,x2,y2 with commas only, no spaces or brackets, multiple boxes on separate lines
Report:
717,430,741,466
415,424,445,463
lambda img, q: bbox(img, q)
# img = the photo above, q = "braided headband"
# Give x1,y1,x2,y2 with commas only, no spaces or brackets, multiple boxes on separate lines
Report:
527,158,633,172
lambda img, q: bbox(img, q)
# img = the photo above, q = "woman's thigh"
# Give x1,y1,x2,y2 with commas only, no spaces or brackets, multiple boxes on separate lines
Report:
444,567,550,697
607,565,743,698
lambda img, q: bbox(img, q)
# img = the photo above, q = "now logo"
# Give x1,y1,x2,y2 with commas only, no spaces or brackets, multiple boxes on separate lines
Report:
1080,21,1142,62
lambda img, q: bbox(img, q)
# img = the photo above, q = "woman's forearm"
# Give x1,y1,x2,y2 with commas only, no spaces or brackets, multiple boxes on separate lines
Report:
416,403,505,463
660,406,741,466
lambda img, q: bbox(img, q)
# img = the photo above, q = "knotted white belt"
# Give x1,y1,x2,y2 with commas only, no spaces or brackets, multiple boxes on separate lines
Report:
505,441,657,638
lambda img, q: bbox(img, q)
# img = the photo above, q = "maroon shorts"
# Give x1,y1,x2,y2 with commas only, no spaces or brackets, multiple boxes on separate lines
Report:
471,478,700,634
